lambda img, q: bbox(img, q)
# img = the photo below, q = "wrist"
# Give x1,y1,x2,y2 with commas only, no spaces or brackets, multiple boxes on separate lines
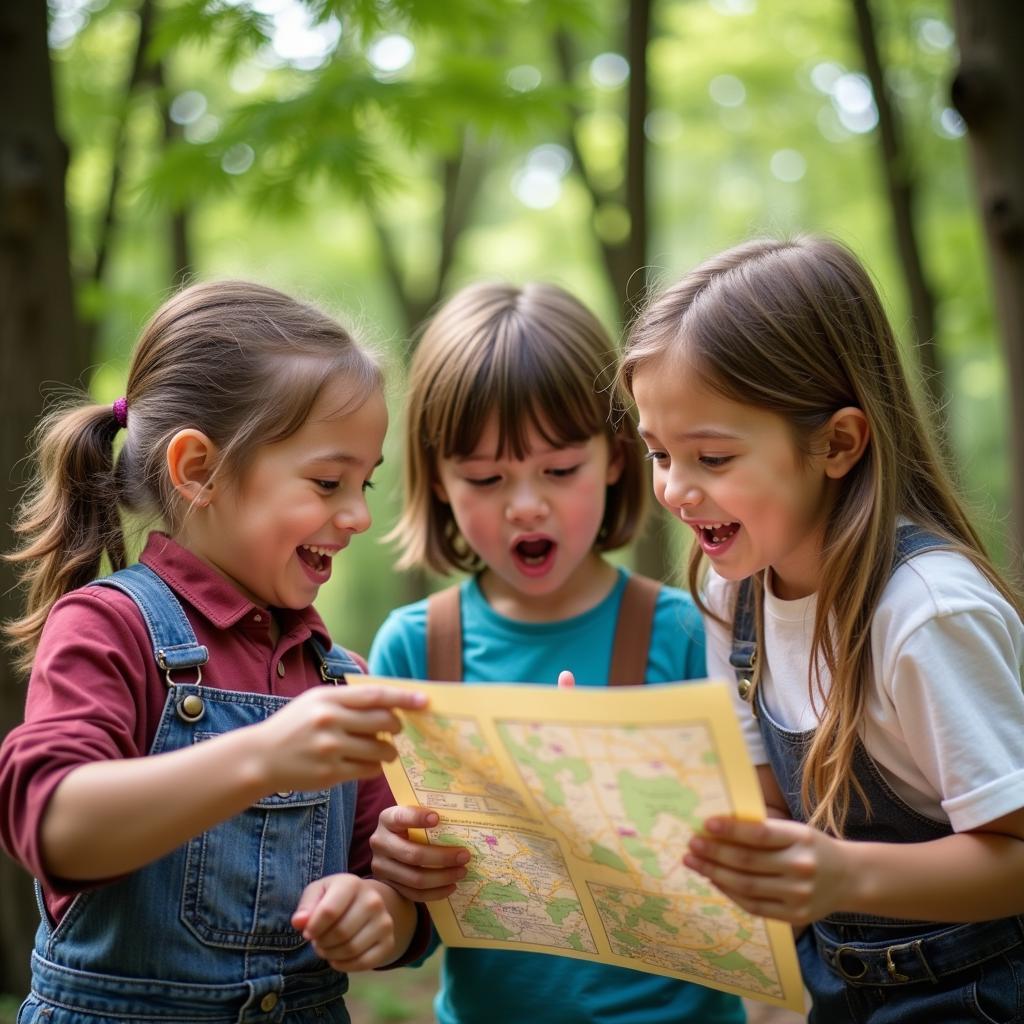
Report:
220,725,275,803
832,834,868,913
366,878,417,963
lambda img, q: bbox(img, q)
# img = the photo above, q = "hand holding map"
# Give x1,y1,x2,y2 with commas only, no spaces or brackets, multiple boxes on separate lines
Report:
371,805,468,902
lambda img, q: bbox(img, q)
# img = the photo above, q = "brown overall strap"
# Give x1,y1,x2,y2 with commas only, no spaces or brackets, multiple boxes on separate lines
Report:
426,575,661,685
608,574,662,686
426,585,463,682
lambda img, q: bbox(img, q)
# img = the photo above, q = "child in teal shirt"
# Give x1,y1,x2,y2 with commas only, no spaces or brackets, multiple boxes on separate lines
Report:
368,282,745,1024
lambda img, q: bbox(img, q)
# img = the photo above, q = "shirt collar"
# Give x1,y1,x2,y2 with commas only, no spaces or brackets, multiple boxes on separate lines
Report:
139,532,331,645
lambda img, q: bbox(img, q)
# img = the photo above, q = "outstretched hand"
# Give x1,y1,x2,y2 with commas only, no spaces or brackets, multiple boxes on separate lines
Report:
255,685,428,793
683,816,854,926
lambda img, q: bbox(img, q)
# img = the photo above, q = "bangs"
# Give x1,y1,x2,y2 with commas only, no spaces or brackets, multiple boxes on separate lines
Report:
427,316,612,460
219,347,381,478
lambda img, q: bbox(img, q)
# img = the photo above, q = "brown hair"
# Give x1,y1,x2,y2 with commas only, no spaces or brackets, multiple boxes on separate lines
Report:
6,280,381,673
621,235,1023,834
391,281,646,574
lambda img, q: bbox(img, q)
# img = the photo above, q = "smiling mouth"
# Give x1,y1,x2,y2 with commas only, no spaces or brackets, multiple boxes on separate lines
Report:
695,522,740,546
297,544,333,573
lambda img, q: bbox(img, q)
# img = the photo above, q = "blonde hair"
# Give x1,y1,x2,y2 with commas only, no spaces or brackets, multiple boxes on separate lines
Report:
391,281,647,574
621,236,1023,834
6,280,381,674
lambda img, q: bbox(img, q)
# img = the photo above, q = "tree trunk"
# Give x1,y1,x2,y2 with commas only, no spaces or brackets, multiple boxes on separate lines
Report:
0,0,80,997
81,0,156,359
623,0,649,323
620,0,673,583
155,58,194,286
371,138,486,607
851,0,946,432
950,3,1024,573
554,6,672,582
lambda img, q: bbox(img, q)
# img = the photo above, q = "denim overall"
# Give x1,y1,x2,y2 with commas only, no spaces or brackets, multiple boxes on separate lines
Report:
730,526,1024,1022
20,564,362,1024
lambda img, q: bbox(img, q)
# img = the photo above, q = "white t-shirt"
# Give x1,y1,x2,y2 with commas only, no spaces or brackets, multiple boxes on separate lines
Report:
704,549,1024,833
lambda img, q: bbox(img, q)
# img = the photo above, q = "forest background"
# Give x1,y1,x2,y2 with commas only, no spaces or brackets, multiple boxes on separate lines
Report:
2,0,1023,1018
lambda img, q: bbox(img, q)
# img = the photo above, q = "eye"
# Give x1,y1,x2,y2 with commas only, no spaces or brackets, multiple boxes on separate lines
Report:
361,479,376,493
465,475,500,488
313,479,339,491
644,450,668,464
547,464,580,478
699,455,733,468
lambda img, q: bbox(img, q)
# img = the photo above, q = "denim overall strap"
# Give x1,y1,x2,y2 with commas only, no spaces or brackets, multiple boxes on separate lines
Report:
891,523,946,567
729,577,758,703
307,637,362,681
91,563,209,678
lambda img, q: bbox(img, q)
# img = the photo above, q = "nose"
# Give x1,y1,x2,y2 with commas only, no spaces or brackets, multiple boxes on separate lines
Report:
505,481,548,524
334,494,372,535
660,466,701,513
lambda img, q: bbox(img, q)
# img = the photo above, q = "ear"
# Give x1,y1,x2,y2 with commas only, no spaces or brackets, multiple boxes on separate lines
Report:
431,477,451,505
605,437,626,487
166,429,219,506
822,407,869,480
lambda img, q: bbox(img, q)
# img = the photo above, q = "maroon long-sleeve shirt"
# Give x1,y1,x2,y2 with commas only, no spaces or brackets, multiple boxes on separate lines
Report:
0,532,428,960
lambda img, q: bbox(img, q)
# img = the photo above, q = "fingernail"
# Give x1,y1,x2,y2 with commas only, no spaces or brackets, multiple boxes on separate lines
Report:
456,851,470,865
690,836,707,854
706,818,724,833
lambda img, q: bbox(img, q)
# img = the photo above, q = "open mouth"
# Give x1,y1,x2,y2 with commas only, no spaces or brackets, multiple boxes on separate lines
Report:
297,543,333,577
694,521,740,550
516,538,553,564
512,537,556,575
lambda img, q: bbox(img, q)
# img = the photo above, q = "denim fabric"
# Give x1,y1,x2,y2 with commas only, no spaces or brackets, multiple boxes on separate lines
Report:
731,527,1024,1023
23,564,361,1023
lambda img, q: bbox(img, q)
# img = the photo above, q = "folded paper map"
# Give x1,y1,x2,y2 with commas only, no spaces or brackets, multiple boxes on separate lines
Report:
352,676,804,1012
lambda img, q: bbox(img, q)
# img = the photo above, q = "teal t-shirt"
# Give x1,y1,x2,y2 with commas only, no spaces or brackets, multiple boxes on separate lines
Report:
368,567,744,1024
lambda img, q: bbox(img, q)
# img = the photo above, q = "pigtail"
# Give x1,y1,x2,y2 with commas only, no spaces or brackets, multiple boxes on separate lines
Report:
4,399,127,675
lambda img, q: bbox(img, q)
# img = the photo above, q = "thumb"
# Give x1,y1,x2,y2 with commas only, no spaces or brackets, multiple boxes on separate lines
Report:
381,804,440,833
557,670,576,689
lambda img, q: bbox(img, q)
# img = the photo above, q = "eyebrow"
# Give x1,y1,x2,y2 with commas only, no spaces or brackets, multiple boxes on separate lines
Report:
637,427,741,442
303,452,384,469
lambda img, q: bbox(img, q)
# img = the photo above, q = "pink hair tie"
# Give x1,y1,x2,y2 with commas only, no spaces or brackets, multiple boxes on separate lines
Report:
112,396,128,429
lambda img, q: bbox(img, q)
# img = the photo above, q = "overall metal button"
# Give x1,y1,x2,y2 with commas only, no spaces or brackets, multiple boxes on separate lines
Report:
276,661,286,678
260,992,279,1012
738,677,752,700
176,694,205,722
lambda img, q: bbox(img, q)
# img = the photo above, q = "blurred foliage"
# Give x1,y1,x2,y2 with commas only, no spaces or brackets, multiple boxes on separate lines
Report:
48,0,1007,655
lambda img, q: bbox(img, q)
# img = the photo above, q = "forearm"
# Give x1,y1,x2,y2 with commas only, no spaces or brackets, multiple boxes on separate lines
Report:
840,829,1024,922
41,727,268,881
